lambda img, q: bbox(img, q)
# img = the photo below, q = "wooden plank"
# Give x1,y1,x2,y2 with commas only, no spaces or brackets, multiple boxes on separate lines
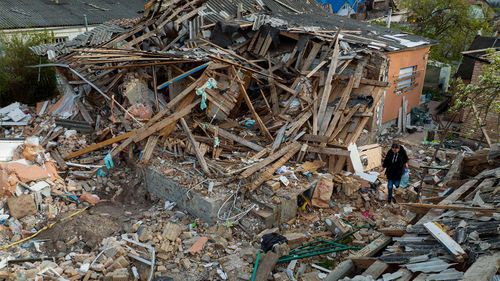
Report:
254,252,279,281
174,5,205,28
306,60,327,78
317,34,340,129
271,124,287,153
463,252,500,281
324,78,356,140
180,118,210,174
301,42,322,72
307,146,350,156
301,134,330,143
324,260,354,281
140,135,160,164
249,143,301,191
134,101,199,143
205,88,234,115
232,67,273,141
472,103,492,147
319,106,335,136
400,203,499,215
111,99,199,158
352,58,367,88
349,235,391,258
440,152,464,188
64,131,134,160
240,142,300,178
286,111,312,137
267,55,280,115
206,125,264,152
423,221,467,262
349,257,377,270
336,75,388,87
159,87,197,138
51,149,68,170
76,100,94,124
345,116,369,145
417,179,478,224
259,34,273,56
393,268,412,281
378,227,406,237
329,104,361,142
361,260,389,279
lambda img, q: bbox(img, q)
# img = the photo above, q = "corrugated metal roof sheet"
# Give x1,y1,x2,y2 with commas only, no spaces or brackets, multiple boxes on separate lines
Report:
202,0,433,50
405,258,452,273
30,23,126,56
0,0,145,29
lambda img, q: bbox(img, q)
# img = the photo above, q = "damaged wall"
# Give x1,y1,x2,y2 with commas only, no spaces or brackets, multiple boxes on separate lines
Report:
383,46,431,123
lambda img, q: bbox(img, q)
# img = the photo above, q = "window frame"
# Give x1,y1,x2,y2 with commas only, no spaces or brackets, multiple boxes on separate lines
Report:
395,65,417,94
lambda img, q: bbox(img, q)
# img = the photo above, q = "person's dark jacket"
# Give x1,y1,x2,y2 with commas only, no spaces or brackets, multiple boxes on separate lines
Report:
383,147,409,180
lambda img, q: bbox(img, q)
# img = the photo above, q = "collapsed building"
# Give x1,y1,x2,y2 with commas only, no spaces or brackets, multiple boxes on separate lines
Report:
0,0,498,280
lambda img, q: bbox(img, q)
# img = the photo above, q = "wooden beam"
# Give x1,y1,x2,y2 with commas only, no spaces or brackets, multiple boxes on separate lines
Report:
349,235,391,258
306,146,350,156
111,100,199,157
240,142,301,178
336,75,388,87
352,58,368,89
249,143,301,191
301,42,322,72
329,104,361,142
423,221,467,262
135,101,199,143
361,260,389,279
51,149,68,170
324,78,355,139
441,152,464,188
324,260,354,281
140,135,160,164
267,55,280,115
463,252,500,281
232,67,274,141
64,132,134,160
400,203,499,215
417,179,478,224
253,252,279,281
317,34,340,129
205,124,264,152
180,118,210,175
471,103,492,147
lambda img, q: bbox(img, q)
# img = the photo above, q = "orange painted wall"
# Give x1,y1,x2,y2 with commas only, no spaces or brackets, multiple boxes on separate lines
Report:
382,46,431,123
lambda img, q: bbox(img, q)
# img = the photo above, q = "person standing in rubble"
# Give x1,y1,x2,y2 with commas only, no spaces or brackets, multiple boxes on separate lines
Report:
382,143,409,204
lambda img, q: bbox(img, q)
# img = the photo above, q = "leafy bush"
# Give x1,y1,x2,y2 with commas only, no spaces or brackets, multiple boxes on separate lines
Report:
0,31,57,106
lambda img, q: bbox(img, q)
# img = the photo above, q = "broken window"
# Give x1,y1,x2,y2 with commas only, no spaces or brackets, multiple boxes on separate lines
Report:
396,66,417,94
55,36,68,43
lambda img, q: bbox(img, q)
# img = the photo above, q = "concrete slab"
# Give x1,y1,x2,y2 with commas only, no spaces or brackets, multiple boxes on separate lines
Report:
145,167,225,224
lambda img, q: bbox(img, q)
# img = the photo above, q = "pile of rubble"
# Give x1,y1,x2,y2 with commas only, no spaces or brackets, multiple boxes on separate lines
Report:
0,0,498,279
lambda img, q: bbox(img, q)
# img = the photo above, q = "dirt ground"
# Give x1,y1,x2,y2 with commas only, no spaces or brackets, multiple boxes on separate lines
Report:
39,165,153,254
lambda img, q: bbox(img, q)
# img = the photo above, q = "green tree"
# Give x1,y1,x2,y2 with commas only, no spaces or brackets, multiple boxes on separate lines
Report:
451,50,500,143
0,32,57,106
401,0,492,63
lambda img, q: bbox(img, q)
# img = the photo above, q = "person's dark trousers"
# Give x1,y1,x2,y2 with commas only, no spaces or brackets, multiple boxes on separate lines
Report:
387,179,400,203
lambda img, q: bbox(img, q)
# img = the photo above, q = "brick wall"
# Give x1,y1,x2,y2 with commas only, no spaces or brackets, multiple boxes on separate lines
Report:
460,61,499,143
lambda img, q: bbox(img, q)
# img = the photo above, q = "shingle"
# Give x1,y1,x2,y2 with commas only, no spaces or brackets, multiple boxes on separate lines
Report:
0,0,145,29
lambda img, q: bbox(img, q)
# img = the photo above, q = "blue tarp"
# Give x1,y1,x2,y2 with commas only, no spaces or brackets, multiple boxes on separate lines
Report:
316,0,364,14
